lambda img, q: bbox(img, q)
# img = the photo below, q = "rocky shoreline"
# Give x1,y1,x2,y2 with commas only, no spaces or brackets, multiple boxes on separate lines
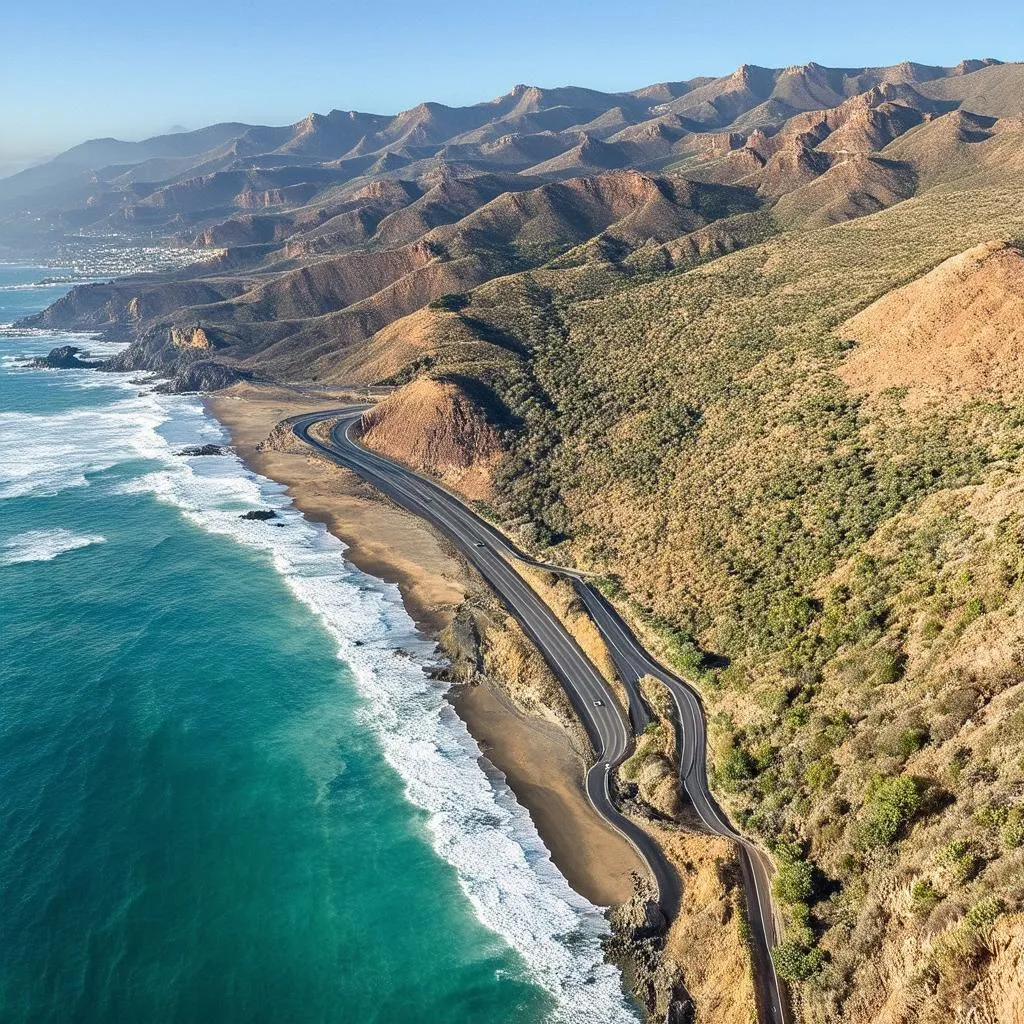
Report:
24,338,758,1021
28,339,255,394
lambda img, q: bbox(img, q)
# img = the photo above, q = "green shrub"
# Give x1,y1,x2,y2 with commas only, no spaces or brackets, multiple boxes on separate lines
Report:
896,727,929,759
973,804,1007,829
719,745,757,788
875,649,907,685
429,292,470,312
942,839,981,883
773,857,815,905
804,756,838,791
861,775,924,847
1001,807,1024,848
947,747,971,782
772,939,826,982
964,896,1004,931
962,596,985,625
910,878,941,915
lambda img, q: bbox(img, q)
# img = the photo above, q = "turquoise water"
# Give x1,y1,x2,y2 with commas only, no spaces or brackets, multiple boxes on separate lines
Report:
0,264,637,1023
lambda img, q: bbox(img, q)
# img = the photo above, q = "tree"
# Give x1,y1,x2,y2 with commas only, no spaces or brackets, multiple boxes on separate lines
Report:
772,939,826,982
773,857,814,904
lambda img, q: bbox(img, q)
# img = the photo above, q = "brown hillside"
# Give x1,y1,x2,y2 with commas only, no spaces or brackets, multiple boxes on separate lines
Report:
815,102,924,154
372,174,537,247
326,307,448,384
883,110,1024,187
772,155,916,229
359,377,502,499
522,134,632,178
917,61,1024,117
839,240,1024,407
747,144,831,199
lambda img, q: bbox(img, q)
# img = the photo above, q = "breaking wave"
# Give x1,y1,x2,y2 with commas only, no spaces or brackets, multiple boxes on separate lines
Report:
0,361,639,1022
0,528,106,566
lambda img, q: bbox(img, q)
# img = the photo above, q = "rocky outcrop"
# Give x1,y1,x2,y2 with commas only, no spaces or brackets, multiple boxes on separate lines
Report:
152,360,251,393
169,325,213,350
606,876,694,1024
29,345,105,369
174,444,228,456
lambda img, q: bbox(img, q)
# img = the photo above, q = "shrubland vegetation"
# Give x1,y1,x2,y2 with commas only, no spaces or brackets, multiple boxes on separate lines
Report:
396,169,1024,1022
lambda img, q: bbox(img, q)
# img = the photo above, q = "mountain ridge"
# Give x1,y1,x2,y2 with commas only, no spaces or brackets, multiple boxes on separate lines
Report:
9,53,1024,1024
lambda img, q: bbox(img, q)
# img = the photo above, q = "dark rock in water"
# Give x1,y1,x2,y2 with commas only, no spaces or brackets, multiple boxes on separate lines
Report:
175,444,228,457
239,509,278,521
30,345,104,370
153,360,249,394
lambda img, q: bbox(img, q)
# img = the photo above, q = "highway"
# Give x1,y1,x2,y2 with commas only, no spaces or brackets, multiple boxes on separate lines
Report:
292,407,789,1024
292,409,681,916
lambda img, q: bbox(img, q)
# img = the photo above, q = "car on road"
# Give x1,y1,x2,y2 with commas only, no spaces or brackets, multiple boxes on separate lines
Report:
593,699,604,707
472,541,484,547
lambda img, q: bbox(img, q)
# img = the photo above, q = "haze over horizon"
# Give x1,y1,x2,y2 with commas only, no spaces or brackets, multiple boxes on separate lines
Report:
1,0,1020,174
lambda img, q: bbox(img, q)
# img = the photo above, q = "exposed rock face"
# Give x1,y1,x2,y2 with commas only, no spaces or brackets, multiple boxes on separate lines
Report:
611,878,668,939
360,376,503,500
169,325,212,349
29,345,104,369
152,360,251,393
239,509,277,520
605,875,695,1024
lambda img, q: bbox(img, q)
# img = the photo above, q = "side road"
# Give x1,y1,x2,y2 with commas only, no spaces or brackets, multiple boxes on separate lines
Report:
292,406,790,1024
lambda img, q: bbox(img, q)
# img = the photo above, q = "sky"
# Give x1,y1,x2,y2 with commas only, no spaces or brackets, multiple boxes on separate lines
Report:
0,0,1020,170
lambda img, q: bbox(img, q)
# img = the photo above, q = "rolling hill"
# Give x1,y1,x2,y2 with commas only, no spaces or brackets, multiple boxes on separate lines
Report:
13,54,1024,1024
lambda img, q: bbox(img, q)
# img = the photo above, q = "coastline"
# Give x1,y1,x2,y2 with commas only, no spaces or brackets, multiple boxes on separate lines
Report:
208,382,643,908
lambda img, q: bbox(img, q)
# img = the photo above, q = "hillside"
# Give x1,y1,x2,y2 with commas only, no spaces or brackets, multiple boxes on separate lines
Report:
15,59,1022,397
14,55,1024,1024
330,134,1024,1024
839,240,1024,407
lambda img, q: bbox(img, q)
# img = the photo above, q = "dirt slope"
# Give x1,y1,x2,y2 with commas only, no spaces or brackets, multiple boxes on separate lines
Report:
839,239,1024,407
359,377,502,499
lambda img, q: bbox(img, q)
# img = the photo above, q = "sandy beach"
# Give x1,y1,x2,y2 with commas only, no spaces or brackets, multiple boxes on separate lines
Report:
209,382,642,907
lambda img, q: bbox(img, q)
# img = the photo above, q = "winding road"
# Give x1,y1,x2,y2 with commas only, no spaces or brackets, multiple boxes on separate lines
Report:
292,407,790,1024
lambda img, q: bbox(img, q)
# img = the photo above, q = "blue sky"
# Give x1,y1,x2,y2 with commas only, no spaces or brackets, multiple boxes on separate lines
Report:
1,0,1020,166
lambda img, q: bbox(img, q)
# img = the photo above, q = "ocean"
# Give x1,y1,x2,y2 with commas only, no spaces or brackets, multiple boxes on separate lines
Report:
0,262,640,1023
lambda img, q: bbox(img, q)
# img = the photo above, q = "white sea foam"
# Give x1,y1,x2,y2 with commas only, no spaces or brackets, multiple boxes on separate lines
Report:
0,388,174,499
2,363,640,1022
0,330,129,362
1,528,106,565
134,457,639,1022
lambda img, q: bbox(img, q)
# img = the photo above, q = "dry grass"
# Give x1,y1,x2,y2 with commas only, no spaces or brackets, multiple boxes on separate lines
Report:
513,562,623,693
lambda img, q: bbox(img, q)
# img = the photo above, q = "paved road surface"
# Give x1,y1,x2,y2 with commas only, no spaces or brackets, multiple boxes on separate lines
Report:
292,407,790,1024
292,409,681,915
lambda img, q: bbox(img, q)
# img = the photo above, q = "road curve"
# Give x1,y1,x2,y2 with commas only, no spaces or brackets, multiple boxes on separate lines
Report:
292,407,789,1024
568,583,790,1024
292,409,681,917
